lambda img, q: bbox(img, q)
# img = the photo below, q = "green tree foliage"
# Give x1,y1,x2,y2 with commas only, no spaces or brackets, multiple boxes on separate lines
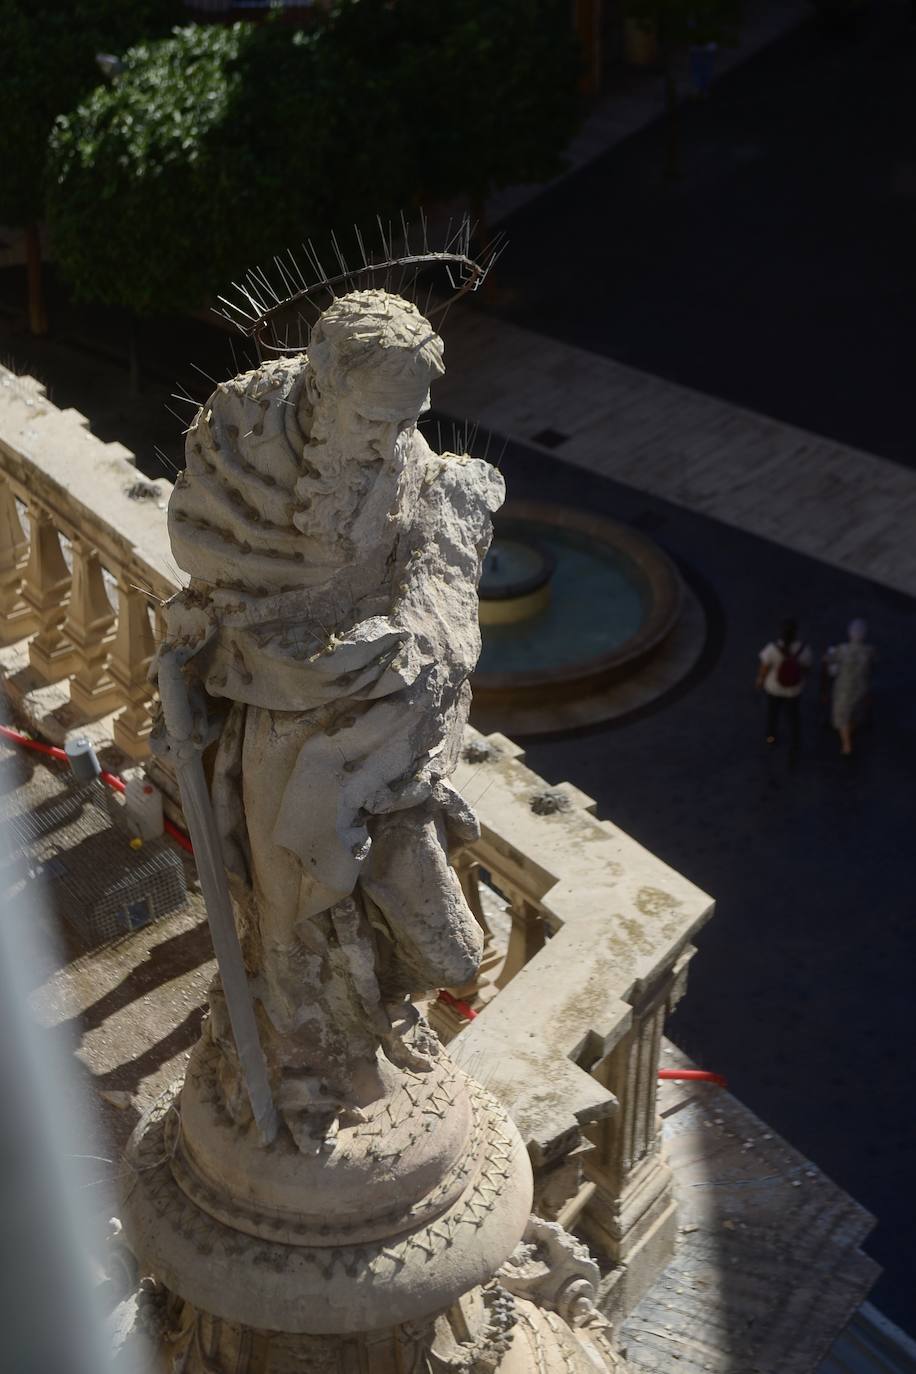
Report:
46,20,422,319
0,0,181,225
46,4,584,322
48,25,251,317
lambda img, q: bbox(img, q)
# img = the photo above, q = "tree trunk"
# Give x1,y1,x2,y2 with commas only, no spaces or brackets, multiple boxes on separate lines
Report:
127,314,141,398
573,0,602,100
662,42,680,181
25,224,48,337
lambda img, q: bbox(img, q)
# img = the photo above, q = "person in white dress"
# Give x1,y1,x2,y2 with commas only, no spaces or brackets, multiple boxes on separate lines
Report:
825,618,874,756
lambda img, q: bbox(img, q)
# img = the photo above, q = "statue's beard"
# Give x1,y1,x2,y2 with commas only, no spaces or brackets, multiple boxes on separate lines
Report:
292,425,410,552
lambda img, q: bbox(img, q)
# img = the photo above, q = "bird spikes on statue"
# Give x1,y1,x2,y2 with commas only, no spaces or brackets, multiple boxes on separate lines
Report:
212,212,505,355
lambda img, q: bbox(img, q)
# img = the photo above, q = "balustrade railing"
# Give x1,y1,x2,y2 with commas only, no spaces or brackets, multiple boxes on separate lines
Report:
0,368,176,757
445,731,714,1315
0,367,715,1320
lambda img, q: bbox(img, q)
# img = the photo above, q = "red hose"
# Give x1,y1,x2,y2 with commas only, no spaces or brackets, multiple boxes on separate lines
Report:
658,1068,727,1087
0,723,65,760
436,988,478,1020
163,819,193,853
0,722,192,853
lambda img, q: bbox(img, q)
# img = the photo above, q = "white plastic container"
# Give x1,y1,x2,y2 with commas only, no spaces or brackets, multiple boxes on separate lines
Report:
123,776,164,842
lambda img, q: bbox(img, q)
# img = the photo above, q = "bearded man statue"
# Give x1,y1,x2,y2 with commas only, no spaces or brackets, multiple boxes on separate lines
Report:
153,290,504,1152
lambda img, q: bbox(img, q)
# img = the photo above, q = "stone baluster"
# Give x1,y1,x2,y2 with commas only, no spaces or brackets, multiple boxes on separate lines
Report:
0,478,38,643
457,857,504,989
579,947,695,1318
23,505,77,681
109,578,157,759
494,880,545,990
429,856,505,1042
65,539,120,717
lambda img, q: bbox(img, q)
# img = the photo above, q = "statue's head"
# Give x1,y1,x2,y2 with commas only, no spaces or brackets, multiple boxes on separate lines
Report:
292,291,444,545
304,290,444,443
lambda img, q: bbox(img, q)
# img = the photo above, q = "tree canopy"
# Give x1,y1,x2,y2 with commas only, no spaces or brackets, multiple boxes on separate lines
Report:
46,20,421,317
0,0,181,226
46,3,584,319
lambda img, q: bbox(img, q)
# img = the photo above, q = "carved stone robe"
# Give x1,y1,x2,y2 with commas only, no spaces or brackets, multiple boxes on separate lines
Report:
157,354,504,1118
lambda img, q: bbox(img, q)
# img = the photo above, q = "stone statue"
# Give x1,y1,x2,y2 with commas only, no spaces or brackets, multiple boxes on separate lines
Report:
154,290,503,1151
124,288,623,1373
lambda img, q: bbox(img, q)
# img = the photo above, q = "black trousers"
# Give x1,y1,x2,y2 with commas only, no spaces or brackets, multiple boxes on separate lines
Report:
766,692,800,753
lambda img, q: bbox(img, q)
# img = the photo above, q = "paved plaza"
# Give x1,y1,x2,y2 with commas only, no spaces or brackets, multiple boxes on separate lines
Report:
435,310,916,599
439,3,916,1323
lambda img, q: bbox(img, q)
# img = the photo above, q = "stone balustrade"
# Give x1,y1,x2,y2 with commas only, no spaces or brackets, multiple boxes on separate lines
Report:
0,367,715,1323
0,368,176,757
446,730,714,1317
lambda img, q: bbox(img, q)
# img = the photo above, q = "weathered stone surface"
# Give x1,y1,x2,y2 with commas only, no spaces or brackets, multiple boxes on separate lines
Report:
451,728,713,1165
120,290,622,1370
122,1070,532,1334
154,293,505,1141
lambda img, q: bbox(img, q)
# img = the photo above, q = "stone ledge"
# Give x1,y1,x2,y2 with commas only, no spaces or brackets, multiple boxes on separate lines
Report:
452,728,714,1161
0,365,176,599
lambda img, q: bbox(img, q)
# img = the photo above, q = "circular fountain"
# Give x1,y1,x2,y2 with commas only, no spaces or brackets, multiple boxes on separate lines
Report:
471,502,705,734
478,536,556,625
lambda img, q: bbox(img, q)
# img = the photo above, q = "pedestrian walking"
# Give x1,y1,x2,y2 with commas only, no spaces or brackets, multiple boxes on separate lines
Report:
824,618,874,757
756,619,813,761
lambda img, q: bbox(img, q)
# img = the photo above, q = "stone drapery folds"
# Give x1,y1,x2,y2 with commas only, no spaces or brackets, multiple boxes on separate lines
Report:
154,290,504,1152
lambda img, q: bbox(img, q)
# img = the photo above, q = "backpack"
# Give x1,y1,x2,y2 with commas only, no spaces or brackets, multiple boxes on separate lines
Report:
776,641,805,689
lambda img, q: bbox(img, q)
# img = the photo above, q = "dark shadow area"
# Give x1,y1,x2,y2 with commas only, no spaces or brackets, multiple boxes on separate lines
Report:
91,1006,205,1097
0,265,263,480
485,0,916,468
60,919,213,1037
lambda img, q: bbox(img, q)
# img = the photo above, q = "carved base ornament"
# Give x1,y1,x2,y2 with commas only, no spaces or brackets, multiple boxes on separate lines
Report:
120,291,624,1371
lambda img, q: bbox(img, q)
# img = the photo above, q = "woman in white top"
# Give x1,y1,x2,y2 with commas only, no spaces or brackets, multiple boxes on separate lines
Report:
825,618,874,756
755,618,814,759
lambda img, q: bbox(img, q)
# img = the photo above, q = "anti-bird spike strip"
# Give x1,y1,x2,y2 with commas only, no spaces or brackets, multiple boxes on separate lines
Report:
189,361,219,386
209,214,501,357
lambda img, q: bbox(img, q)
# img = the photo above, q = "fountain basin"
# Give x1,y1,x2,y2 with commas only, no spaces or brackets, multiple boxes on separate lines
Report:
472,502,687,730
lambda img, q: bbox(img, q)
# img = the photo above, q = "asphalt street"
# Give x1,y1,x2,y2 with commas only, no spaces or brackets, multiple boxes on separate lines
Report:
487,0,916,468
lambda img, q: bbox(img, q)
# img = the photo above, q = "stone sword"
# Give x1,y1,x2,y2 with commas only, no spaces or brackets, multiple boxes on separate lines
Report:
156,653,279,1146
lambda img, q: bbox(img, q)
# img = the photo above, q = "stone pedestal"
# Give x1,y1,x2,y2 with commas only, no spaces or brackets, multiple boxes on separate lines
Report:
123,1038,531,1338
121,1035,626,1372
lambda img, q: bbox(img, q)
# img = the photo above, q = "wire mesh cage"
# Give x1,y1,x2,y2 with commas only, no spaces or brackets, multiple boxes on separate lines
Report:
7,779,188,947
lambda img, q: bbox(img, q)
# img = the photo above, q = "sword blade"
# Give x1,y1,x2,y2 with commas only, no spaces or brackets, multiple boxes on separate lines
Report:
175,751,278,1145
